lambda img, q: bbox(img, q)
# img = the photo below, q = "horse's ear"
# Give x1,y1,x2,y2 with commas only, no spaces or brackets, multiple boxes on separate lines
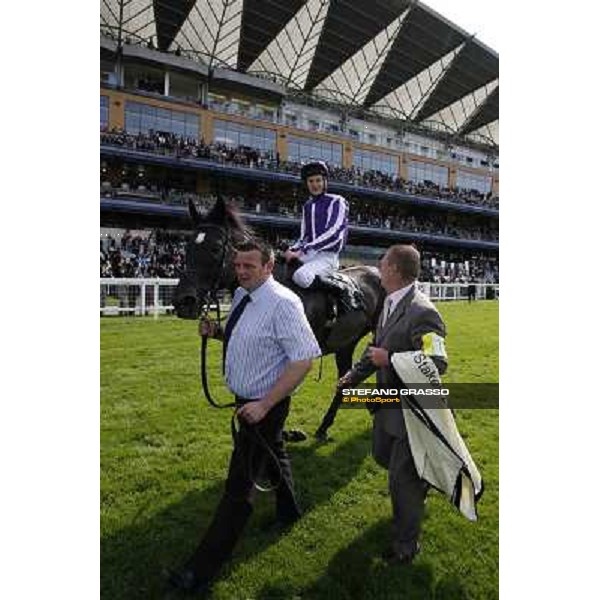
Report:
210,195,226,223
188,198,202,227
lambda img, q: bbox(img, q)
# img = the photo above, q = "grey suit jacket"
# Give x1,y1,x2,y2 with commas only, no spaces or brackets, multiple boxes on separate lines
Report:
348,285,447,439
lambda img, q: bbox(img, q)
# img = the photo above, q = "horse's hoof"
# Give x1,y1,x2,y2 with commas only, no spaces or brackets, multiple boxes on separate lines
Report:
314,429,330,443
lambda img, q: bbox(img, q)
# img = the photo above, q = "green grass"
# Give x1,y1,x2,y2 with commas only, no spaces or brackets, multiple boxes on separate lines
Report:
101,300,498,599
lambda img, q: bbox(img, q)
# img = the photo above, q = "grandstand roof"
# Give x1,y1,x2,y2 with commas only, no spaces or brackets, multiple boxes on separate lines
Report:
100,0,499,147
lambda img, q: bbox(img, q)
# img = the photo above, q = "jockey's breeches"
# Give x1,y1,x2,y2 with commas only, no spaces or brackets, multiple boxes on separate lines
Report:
292,251,339,287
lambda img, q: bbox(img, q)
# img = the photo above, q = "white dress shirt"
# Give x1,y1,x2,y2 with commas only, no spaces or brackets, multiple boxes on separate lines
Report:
224,276,321,399
382,282,415,326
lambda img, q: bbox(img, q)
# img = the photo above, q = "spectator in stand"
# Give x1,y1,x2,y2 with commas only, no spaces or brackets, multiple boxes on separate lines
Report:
101,130,498,210
100,229,498,284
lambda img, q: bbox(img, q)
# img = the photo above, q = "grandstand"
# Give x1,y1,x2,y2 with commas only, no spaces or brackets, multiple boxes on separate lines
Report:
100,0,499,300
99,4,500,597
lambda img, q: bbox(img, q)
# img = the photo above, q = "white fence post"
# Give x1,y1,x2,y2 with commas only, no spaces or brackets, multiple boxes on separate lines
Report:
141,283,146,316
153,281,159,320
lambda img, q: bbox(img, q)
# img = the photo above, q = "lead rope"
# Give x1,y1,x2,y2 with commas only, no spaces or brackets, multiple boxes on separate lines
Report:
315,355,324,382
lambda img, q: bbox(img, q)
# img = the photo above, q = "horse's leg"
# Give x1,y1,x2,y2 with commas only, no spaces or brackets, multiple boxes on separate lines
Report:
315,342,356,441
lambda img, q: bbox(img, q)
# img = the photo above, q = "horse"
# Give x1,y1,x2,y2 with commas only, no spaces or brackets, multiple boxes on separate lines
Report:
172,196,385,440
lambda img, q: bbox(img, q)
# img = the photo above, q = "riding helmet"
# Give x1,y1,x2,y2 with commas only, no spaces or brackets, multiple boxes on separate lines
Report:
300,161,329,181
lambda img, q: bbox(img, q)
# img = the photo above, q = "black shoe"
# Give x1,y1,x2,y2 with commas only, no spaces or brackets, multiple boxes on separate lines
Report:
381,542,420,565
167,568,210,594
262,512,301,534
282,429,308,443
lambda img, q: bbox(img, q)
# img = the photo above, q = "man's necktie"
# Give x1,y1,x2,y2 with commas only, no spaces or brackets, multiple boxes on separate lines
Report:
222,294,252,372
382,297,393,327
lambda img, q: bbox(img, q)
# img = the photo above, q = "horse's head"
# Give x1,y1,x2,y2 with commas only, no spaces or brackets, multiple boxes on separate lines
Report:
173,196,251,319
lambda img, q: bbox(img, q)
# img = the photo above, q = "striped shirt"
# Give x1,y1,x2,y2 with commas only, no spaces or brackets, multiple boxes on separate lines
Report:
224,276,322,399
291,193,349,254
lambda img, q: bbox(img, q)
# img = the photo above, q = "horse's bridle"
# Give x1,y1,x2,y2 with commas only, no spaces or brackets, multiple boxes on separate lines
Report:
192,223,282,492
189,223,234,409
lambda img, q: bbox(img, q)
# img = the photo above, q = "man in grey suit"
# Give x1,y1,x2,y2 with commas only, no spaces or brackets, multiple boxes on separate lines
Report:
340,244,448,564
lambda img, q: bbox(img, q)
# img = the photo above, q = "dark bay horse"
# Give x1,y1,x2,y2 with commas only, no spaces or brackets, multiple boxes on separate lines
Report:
173,197,384,439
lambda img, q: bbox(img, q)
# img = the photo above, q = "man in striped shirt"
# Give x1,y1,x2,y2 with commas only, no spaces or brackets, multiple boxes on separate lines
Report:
169,238,321,594
283,161,349,318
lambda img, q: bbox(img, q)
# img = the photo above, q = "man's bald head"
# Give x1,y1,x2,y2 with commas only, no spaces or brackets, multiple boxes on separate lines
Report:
380,244,421,292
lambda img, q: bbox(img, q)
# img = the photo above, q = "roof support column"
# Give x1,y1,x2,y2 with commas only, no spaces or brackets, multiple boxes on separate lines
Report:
276,131,288,162
201,111,214,144
399,154,408,181
449,166,457,189
492,176,499,197
343,143,353,169
115,0,125,89
199,81,208,106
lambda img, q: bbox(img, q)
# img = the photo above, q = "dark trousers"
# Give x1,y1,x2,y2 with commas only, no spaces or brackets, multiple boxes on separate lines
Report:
373,419,428,554
186,397,300,582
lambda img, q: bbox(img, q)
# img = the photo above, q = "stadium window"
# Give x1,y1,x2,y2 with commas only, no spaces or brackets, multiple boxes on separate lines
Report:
169,71,199,102
349,129,359,139
208,93,226,111
100,95,109,130
256,106,275,122
100,59,117,86
287,135,342,167
125,64,164,94
213,119,276,153
231,99,250,117
456,170,492,194
466,156,473,164
353,148,397,176
308,119,320,132
285,113,298,127
124,101,199,139
407,160,449,187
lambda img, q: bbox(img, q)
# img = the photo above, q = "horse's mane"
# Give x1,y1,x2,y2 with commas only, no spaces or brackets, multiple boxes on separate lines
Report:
207,197,255,242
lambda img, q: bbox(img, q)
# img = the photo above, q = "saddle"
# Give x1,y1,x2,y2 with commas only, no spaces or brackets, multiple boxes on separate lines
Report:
318,271,365,315
274,256,370,353
274,255,365,321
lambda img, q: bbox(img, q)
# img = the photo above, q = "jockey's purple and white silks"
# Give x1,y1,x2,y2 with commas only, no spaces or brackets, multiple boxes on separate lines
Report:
290,193,349,254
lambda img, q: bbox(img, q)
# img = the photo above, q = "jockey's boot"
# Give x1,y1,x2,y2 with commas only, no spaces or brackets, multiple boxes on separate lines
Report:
308,275,339,323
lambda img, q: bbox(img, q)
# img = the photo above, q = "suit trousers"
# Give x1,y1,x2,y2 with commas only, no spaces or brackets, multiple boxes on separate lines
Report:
372,411,428,554
186,397,301,581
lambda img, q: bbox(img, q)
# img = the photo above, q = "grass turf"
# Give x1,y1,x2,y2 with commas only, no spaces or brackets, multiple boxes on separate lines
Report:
101,300,498,599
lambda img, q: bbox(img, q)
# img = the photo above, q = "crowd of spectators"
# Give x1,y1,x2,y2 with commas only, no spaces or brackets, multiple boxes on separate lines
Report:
101,129,499,210
100,173,498,243
100,229,499,284
419,250,499,284
100,230,186,278
101,129,276,168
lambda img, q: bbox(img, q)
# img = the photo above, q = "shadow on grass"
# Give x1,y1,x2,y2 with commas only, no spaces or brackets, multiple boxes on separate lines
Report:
255,519,469,600
101,428,372,599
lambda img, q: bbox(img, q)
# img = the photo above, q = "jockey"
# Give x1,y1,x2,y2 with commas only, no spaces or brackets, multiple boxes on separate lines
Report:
283,161,350,319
